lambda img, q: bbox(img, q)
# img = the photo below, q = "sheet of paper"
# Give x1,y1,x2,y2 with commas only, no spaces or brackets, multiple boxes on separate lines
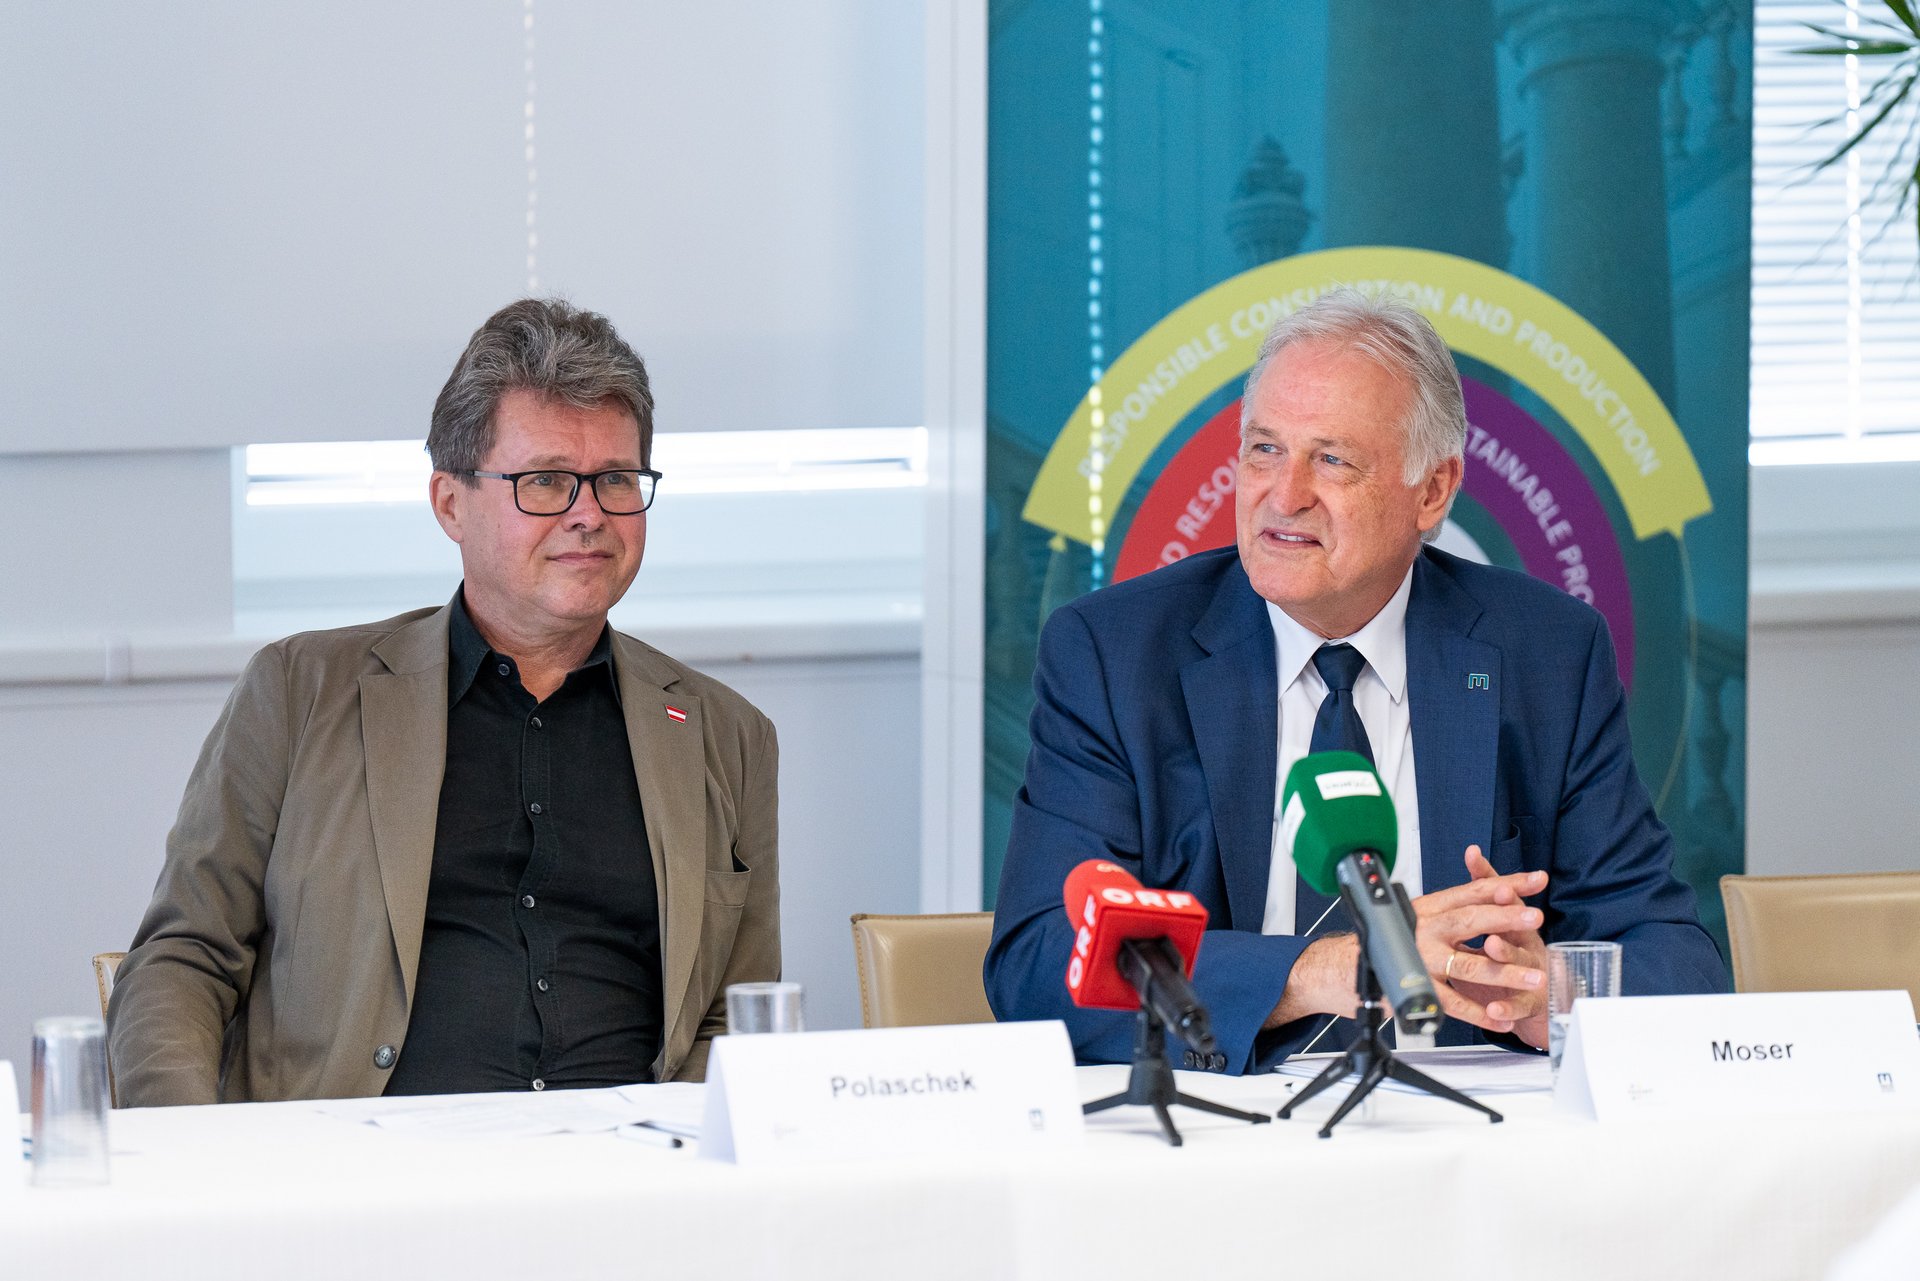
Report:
319,1086,689,1141
612,1081,707,1134
1274,1045,1551,1096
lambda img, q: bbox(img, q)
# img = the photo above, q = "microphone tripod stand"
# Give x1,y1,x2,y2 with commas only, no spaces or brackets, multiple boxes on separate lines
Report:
1082,1002,1271,1147
1277,933,1504,1138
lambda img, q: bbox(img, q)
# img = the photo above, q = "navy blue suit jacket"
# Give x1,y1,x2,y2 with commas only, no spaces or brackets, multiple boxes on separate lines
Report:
984,545,1726,1074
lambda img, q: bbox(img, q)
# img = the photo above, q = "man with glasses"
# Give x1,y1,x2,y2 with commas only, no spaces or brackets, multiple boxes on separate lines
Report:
110,299,780,1105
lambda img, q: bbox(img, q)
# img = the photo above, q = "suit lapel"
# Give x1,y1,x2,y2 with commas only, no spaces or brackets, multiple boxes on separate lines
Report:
614,635,706,1052
1181,564,1279,931
362,608,453,1008
1407,553,1499,895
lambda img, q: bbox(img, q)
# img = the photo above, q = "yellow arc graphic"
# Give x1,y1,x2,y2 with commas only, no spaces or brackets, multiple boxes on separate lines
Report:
1022,247,1711,545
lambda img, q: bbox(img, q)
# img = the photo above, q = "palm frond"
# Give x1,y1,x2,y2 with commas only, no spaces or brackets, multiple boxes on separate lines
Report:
1810,71,1917,172
1794,39,1915,55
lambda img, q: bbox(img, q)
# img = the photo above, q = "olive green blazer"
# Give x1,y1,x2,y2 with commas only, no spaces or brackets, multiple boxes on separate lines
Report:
109,604,779,1106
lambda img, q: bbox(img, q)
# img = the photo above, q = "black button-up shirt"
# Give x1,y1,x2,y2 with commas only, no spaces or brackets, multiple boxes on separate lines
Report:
384,591,665,1095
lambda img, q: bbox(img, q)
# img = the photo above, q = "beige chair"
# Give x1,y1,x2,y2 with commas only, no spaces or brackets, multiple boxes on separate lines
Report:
850,913,996,1029
93,952,126,1021
1721,873,1920,1013
92,951,127,1107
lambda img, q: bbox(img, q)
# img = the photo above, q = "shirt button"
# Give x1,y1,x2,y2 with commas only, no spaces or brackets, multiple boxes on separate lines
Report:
529,802,543,815
373,1044,397,1069
531,1078,545,1092
521,895,536,909
530,716,543,730
536,978,550,992
496,662,512,677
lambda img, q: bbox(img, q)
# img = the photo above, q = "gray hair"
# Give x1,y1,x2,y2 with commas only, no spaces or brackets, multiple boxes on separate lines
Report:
1241,289,1467,490
428,298,655,478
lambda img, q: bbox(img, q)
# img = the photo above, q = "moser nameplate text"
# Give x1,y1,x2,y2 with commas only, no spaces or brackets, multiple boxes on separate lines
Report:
1556,990,1920,1122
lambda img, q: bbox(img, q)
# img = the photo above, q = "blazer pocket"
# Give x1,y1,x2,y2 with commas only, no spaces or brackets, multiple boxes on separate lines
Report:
1490,818,1530,877
705,866,752,910
691,867,754,1005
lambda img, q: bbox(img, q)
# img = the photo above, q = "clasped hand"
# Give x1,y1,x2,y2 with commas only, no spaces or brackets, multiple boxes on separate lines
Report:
1271,847,1551,1048
1418,846,1550,1048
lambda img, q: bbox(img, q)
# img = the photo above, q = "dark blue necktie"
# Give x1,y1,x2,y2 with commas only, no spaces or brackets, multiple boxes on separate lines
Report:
1294,644,1374,936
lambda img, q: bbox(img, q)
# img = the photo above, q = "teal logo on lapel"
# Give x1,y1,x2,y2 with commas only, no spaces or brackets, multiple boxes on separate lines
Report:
1467,673,1490,691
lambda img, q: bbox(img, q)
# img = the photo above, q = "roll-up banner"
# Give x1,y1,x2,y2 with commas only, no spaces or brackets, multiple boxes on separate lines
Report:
984,2,1750,949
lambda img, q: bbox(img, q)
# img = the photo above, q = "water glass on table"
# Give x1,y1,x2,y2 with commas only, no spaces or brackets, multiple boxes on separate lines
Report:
1547,941,1622,1078
725,981,805,1035
30,1015,111,1188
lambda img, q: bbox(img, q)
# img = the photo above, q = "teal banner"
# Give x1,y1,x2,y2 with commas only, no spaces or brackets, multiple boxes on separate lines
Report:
985,2,1751,948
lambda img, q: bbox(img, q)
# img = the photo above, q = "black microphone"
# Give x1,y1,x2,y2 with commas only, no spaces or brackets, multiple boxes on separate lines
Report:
1284,752,1442,1035
1117,937,1216,1055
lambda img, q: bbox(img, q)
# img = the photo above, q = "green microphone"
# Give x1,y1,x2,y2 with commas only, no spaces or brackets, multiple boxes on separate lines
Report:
1283,751,1442,1035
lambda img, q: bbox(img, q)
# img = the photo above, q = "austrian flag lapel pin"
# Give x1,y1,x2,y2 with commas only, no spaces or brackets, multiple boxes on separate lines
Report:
666,705,689,724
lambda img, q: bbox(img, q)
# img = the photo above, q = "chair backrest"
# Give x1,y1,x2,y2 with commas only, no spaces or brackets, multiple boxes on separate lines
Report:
92,952,126,1022
92,952,127,1108
1721,873,1920,1012
849,913,996,1029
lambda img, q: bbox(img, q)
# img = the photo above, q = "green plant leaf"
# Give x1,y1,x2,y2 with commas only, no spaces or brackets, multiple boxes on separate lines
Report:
1794,41,1915,55
1884,0,1920,40
1803,19,1916,45
1792,2,1920,260
1910,149,1920,248
1813,71,1917,171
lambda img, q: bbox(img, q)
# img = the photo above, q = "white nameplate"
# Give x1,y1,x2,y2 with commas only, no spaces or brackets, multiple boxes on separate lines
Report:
700,1020,1084,1165
1555,990,1920,1122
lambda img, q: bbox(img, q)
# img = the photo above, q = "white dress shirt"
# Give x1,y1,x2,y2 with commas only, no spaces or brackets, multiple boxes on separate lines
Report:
1260,564,1424,937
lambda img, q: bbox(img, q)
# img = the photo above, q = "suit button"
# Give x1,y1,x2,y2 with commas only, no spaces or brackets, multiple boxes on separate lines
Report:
536,978,550,992
373,1044,397,1069
521,895,536,909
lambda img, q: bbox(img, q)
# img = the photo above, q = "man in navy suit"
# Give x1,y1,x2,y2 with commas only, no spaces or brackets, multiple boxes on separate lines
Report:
985,291,1725,1074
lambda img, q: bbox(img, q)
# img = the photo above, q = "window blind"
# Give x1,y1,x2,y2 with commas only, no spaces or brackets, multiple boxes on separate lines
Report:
1752,0,1920,460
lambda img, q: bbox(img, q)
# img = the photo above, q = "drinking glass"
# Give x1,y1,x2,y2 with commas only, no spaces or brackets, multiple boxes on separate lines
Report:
30,1016,111,1188
725,982,805,1035
1547,941,1622,1078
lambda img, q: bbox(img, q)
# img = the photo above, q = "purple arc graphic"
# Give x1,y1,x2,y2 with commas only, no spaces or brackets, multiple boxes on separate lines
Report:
1458,375,1635,690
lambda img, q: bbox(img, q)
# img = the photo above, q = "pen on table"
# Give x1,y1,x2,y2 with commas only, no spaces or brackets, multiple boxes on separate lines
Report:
615,1122,683,1150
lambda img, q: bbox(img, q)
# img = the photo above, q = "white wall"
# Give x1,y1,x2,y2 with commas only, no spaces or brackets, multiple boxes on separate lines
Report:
1746,462,1920,877
0,3,924,454
0,682,238,1083
1748,618,1920,876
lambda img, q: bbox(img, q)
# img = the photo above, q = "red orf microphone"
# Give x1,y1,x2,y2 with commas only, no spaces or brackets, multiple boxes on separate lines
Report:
1062,860,1215,1052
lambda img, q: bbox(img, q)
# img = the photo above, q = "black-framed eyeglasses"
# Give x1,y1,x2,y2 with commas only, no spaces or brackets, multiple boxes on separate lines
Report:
461,468,662,515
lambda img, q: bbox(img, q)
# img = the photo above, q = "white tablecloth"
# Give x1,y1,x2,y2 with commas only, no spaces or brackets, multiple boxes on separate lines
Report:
4,1061,1918,1281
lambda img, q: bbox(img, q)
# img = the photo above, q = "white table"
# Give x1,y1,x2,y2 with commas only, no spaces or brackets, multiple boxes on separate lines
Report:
4,1062,1918,1281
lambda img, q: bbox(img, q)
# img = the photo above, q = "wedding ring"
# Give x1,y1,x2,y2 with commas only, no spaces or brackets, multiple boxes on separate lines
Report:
1444,951,1459,981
